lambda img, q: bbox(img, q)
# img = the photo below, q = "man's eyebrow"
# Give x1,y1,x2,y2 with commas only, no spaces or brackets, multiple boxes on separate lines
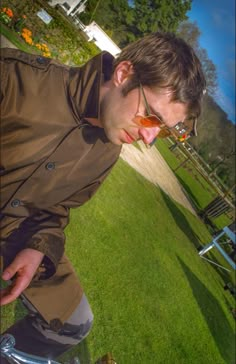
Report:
149,105,185,127
149,105,164,123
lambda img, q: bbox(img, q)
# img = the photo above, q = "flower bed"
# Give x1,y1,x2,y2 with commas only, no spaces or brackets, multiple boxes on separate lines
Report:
0,5,52,57
0,0,99,65
0,7,13,24
21,27,51,57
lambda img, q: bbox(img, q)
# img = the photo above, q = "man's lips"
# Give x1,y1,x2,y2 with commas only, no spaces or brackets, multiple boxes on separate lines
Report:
124,130,136,144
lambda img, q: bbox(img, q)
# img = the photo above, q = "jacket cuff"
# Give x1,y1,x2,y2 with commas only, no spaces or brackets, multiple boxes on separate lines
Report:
26,235,64,279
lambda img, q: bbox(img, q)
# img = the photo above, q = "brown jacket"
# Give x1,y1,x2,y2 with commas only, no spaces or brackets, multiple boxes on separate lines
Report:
0,48,121,277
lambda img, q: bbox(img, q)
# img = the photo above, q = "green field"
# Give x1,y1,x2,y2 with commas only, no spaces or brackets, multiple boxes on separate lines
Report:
1,159,235,363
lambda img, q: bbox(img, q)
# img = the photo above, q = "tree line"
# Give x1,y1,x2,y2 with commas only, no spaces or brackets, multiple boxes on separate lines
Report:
178,21,235,188
80,0,192,47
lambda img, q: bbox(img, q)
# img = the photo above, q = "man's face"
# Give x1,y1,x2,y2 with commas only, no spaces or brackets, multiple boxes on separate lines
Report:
99,62,188,146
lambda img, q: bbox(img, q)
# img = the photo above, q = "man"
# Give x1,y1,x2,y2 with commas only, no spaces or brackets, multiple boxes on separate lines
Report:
0,32,206,359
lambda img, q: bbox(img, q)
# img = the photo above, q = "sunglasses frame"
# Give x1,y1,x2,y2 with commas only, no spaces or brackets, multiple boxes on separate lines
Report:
138,83,171,133
137,83,194,138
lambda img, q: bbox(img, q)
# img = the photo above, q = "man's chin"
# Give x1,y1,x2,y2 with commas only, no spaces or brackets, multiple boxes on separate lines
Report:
104,131,123,145
111,139,123,146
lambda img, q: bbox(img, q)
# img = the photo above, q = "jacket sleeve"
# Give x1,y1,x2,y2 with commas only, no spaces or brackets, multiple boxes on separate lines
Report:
24,167,116,278
23,203,69,278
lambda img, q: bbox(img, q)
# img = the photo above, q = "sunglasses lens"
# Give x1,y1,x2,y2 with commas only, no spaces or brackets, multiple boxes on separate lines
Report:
134,115,161,128
134,115,171,138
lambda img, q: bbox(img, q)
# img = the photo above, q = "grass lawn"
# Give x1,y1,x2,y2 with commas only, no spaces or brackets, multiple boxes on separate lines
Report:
61,160,236,363
2,160,234,363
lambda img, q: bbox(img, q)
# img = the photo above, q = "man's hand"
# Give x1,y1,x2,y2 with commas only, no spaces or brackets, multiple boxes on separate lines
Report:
0,248,44,306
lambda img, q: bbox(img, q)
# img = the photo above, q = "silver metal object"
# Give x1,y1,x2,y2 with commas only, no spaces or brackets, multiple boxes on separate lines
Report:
198,226,236,271
0,334,61,364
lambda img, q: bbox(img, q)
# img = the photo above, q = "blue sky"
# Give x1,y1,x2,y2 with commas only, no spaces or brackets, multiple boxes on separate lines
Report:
187,0,235,123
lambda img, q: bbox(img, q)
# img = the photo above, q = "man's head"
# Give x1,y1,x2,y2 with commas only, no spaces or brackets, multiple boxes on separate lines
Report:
114,32,206,119
99,32,206,145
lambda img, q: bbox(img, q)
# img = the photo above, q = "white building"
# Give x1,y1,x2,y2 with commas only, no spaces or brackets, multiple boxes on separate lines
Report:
49,0,87,17
76,20,121,57
48,1,121,56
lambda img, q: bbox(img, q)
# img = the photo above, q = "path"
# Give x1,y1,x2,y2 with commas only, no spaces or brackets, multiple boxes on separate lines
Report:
120,142,196,214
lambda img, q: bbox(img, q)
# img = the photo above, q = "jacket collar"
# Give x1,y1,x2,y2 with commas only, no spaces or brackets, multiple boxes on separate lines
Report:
68,51,114,122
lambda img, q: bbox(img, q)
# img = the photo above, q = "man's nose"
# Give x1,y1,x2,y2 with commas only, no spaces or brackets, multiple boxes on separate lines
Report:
138,126,160,144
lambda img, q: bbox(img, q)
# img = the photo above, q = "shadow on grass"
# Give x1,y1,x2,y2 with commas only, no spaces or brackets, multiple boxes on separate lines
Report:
60,338,92,364
159,189,235,284
159,189,202,249
178,257,235,363
205,250,235,286
175,174,201,210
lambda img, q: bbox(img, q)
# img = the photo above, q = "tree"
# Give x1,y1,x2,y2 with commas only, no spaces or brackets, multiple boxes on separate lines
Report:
197,48,217,96
190,94,236,187
210,150,236,176
80,0,192,47
177,19,200,49
177,21,217,96
128,0,191,40
79,0,135,46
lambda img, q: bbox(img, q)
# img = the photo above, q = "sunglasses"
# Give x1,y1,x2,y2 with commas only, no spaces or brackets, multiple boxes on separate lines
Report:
133,83,193,139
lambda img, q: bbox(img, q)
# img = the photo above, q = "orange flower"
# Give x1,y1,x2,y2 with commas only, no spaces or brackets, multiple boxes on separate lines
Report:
22,28,32,36
3,7,13,17
43,52,51,58
1,7,13,17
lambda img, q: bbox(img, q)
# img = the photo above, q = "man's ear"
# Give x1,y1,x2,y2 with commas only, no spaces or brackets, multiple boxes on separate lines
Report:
112,61,134,86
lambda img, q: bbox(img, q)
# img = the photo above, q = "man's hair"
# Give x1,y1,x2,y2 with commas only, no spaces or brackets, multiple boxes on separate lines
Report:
113,32,206,118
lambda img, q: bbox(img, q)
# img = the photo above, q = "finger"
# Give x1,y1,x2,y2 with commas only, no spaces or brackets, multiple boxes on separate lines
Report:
0,290,18,306
0,287,15,306
0,273,31,306
0,287,11,299
2,261,21,281
10,274,31,299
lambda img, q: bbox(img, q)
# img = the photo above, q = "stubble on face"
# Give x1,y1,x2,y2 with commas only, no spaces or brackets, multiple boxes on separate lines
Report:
99,85,131,145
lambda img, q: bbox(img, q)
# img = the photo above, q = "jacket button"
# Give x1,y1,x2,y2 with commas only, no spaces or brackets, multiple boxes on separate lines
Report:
0,166,5,175
45,162,55,170
36,56,46,64
11,199,20,208
50,318,63,332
